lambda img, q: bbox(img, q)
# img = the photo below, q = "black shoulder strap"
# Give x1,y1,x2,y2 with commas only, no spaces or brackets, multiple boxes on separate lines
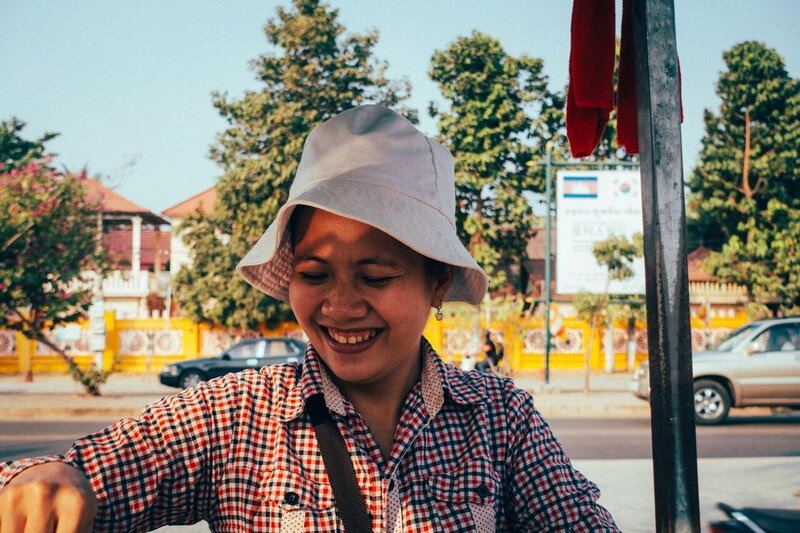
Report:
305,394,374,533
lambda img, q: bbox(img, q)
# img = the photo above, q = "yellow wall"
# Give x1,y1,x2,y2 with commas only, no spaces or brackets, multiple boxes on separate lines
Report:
0,312,749,375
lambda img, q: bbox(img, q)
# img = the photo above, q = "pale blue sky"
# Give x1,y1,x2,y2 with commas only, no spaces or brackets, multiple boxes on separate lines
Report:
2,1,798,214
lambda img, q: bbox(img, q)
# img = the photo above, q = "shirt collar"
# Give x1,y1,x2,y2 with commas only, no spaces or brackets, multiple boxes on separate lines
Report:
275,338,488,422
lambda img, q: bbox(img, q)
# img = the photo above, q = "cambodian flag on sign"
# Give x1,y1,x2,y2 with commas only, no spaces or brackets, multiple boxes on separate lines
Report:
563,176,598,198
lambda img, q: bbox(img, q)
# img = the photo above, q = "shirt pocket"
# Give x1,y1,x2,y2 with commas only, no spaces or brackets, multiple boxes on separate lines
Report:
259,467,337,532
426,457,498,533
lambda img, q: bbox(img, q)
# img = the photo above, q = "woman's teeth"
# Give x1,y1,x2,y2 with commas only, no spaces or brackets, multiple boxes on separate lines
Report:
328,329,378,344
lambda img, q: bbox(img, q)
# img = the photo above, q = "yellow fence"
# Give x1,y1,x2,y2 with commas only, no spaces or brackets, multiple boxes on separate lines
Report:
0,312,748,375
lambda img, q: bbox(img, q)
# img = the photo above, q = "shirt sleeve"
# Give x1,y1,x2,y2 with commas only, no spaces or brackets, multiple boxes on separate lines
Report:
503,388,620,531
0,371,247,532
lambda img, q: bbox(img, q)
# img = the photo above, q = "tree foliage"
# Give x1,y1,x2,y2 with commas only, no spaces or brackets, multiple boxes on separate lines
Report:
573,232,643,388
592,233,643,283
688,41,799,247
705,199,800,315
429,31,558,290
573,232,644,321
0,118,58,171
0,121,110,393
176,0,412,331
687,41,799,314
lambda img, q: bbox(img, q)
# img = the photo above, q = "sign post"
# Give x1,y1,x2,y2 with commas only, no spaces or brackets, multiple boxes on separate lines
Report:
88,300,106,370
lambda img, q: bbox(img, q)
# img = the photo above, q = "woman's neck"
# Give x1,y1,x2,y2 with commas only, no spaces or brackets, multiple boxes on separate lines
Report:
336,354,422,460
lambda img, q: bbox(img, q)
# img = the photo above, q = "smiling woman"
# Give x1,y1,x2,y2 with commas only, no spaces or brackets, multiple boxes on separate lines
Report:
0,105,619,531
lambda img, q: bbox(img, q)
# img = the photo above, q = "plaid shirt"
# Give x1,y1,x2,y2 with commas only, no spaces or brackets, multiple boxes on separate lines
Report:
1,340,617,532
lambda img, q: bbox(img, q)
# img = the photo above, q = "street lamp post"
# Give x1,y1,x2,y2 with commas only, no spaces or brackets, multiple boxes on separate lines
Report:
544,144,553,384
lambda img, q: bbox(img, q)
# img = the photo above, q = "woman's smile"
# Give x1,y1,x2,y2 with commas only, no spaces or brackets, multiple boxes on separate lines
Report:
320,326,384,355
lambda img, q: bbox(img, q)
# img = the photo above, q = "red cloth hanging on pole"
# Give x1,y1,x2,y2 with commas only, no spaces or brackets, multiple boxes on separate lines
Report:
567,0,682,158
566,0,615,157
616,0,639,154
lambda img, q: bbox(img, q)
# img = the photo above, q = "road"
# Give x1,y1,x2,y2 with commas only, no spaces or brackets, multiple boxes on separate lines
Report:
548,414,800,459
2,416,799,532
2,415,799,463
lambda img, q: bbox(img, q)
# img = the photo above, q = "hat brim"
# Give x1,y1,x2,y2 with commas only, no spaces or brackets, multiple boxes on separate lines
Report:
237,177,488,305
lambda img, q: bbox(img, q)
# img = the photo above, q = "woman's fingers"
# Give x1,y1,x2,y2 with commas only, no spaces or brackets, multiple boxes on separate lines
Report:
54,485,97,533
17,510,56,533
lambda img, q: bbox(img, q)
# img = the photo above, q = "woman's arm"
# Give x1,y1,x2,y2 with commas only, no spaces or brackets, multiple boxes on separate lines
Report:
503,388,619,531
0,370,248,531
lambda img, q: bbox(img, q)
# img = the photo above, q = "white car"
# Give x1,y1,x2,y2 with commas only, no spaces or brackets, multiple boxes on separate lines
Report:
630,317,800,424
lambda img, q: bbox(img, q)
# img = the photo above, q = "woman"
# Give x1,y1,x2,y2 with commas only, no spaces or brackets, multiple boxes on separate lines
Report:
0,105,617,531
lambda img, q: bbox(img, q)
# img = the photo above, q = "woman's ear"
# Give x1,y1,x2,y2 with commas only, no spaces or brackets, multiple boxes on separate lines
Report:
431,265,454,306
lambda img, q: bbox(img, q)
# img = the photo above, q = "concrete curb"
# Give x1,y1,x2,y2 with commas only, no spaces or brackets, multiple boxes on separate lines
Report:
0,372,650,421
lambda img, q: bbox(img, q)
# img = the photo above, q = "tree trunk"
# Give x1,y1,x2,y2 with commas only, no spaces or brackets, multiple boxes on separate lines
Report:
583,316,596,395
742,107,756,247
32,330,102,396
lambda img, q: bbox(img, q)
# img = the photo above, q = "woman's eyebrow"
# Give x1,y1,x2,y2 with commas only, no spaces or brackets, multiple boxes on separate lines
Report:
293,255,402,268
292,254,327,266
358,258,401,268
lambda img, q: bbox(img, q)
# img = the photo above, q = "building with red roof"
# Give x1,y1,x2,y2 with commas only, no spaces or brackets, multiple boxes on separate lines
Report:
161,185,217,276
83,180,171,319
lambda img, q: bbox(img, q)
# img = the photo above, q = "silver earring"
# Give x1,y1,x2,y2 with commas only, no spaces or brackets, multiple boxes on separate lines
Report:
434,306,443,321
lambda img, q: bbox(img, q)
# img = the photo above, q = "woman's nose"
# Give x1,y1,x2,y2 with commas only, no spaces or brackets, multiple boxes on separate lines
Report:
321,282,368,320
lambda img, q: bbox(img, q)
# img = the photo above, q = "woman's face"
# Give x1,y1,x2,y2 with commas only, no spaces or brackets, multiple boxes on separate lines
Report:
289,208,452,393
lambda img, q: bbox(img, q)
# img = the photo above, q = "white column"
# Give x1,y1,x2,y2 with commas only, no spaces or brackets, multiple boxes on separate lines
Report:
131,215,142,272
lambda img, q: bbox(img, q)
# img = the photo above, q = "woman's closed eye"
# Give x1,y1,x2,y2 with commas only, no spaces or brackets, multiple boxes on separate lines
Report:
298,271,328,283
362,275,394,286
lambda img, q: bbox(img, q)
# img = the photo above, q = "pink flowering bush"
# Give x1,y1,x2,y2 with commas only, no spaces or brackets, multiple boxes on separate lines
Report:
1,158,110,394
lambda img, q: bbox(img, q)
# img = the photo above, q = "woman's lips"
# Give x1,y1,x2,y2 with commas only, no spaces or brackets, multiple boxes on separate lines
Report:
322,326,383,354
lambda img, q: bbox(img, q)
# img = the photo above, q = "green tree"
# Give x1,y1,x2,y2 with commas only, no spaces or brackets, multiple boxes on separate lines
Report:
573,233,643,392
0,118,58,170
687,41,799,314
592,233,643,285
0,124,109,394
687,40,798,246
572,292,605,394
430,31,558,290
706,200,800,315
176,0,412,331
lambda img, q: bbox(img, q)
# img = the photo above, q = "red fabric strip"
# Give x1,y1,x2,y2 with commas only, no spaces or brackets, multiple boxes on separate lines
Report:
617,0,638,154
567,0,615,157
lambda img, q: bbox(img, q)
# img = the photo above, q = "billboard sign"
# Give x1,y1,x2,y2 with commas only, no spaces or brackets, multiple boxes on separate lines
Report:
556,170,645,295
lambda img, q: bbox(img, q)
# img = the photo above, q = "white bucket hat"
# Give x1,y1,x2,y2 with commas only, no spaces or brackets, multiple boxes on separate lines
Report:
236,104,488,305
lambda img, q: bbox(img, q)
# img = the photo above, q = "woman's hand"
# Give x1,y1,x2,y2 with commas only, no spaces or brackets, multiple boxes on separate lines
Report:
0,463,97,532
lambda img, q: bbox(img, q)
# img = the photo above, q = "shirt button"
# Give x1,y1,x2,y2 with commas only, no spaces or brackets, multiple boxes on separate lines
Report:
476,483,490,499
284,491,300,505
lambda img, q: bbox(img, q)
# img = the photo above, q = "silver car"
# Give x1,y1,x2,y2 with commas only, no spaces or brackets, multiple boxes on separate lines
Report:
630,317,800,424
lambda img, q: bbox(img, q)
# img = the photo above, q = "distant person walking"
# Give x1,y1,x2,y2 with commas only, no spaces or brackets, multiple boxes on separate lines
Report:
476,330,502,373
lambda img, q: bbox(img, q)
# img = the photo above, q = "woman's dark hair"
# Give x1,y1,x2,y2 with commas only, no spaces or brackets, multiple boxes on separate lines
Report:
424,257,451,285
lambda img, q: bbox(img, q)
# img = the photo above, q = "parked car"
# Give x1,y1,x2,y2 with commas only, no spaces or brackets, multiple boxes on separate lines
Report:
629,317,800,424
160,337,307,389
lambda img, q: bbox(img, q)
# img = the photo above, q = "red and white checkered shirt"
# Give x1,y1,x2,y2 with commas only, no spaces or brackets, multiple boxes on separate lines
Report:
1,340,618,531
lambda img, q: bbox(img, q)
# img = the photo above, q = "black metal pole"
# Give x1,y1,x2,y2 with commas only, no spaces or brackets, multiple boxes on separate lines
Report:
544,144,553,384
631,0,700,530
